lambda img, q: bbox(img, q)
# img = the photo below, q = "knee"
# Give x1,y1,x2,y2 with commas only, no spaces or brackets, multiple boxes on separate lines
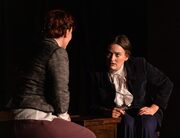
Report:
141,115,157,130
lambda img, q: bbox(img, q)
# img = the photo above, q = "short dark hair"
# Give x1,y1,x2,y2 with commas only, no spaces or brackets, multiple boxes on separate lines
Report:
43,9,75,38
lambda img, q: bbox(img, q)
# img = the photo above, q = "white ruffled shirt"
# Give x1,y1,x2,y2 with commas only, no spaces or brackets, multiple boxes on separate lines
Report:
109,64,133,108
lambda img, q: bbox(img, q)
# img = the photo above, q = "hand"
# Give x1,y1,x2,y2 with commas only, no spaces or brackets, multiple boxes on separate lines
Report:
138,104,159,115
112,107,125,118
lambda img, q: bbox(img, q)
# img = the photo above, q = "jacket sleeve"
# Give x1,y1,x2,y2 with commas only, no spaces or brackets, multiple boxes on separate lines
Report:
144,58,173,110
47,48,70,115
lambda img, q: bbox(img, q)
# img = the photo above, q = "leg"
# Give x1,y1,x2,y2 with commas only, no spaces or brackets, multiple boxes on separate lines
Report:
136,115,158,138
117,113,135,138
0,119,96,138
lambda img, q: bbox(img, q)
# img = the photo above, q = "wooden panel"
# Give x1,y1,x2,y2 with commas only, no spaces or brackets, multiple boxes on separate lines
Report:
86,123,116,138
71,116,121,138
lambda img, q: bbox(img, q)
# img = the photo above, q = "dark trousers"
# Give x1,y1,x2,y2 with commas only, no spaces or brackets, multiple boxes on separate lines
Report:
117,112,158,138
0,118,96,138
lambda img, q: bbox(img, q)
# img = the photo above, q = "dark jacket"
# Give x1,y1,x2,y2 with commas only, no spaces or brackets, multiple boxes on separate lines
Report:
89,57,173,125
6,38,70,115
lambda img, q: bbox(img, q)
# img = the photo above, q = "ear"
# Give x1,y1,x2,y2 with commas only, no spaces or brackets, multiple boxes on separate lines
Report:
64,28,72,38
124,53,129,61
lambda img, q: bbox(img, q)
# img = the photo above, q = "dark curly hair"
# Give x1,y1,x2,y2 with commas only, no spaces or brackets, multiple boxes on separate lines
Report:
43,9,75,38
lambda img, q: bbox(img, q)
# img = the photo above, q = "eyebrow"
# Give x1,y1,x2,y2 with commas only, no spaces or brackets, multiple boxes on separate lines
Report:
109,51,122,54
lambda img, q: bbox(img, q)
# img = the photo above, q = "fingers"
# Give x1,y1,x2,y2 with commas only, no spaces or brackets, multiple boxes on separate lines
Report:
114,107,125,115
138,107,154,115
112,106,157,117
112,107,125,118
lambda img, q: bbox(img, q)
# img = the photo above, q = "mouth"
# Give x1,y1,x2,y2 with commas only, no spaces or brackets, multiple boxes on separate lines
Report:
110,63,116,66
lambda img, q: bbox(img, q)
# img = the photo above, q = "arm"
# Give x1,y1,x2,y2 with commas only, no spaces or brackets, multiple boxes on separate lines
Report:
48,48,70,118
144,58,173,111
139,59,173,115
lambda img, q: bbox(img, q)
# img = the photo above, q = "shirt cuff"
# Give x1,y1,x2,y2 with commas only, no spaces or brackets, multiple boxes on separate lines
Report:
58,112,71,121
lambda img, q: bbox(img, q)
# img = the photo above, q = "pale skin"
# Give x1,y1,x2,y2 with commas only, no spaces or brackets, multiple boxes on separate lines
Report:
107,44,159,118
54,28,73,49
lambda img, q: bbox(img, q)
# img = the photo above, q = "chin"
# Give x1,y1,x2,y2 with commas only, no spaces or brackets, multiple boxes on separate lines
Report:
110,67,117,72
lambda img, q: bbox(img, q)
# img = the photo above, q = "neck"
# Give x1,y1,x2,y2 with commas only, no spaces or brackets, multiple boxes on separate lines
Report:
54,37,66,49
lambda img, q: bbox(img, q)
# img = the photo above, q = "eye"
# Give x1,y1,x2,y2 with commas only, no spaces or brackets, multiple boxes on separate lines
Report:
115,53,121,57
106,52,112,58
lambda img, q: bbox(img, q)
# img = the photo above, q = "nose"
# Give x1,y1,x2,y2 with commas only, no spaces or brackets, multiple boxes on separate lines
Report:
111,54,116,61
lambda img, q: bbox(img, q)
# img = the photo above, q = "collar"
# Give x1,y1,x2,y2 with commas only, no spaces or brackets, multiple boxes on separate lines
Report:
109,64,126,77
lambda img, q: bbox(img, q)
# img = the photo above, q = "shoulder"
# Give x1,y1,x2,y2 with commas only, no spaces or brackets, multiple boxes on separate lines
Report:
125,57,151,75
128,56,146,62
126,57,148,66
41,38,60,52
40,38,68,58
52,47,68,59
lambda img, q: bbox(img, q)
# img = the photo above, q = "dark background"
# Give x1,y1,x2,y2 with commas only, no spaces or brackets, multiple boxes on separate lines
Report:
1,0,179,137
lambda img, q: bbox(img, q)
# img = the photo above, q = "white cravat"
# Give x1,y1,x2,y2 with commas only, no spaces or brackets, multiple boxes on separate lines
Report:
109,65,133,108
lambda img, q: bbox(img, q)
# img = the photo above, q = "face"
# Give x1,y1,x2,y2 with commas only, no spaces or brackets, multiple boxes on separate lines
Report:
106,44,129,72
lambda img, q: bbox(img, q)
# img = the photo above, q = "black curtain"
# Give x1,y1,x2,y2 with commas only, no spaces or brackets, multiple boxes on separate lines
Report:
1,1,179,137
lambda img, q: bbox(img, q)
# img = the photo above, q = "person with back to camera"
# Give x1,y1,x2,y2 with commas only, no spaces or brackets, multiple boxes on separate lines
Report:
88,34,173,138
0,9,96,138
